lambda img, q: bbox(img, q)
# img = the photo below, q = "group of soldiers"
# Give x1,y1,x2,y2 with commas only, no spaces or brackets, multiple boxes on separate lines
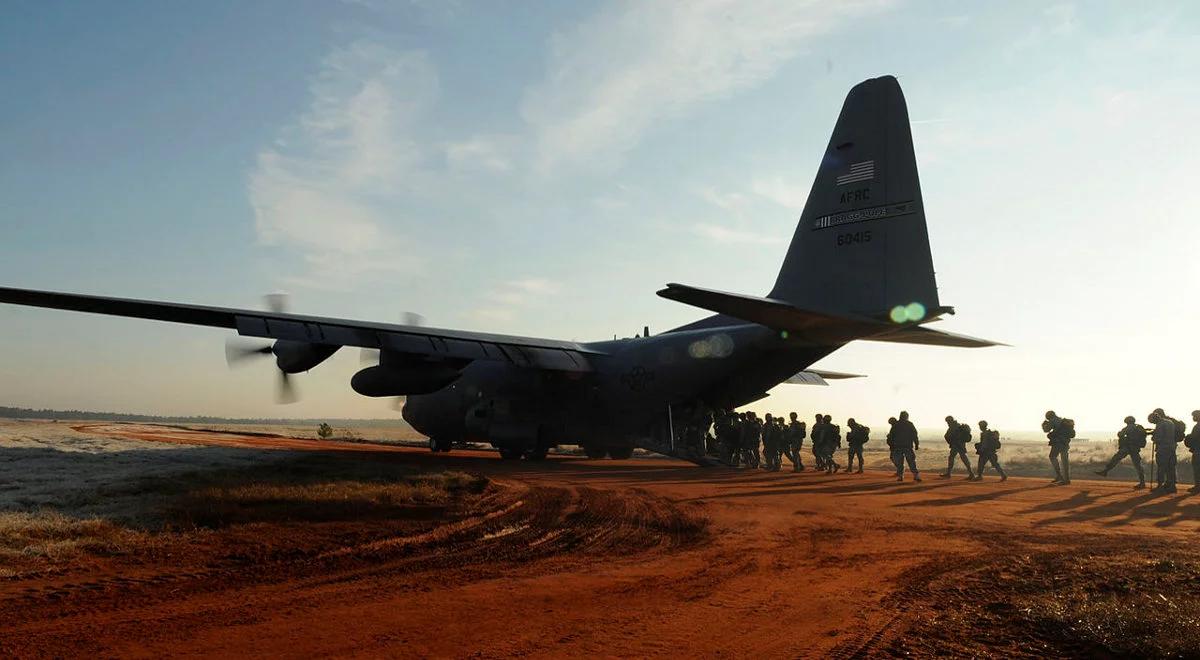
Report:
709,411,872,474
1094,408,1200,494
695,407,1200,494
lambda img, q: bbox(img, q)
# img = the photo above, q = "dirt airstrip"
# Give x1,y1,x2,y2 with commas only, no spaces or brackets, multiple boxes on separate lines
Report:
2,422,1200,658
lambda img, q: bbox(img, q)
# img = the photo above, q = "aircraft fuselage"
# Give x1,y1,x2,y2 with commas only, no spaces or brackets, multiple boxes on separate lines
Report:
401,322,835,453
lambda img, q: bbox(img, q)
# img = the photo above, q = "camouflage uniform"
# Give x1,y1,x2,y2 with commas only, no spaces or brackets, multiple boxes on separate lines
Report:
811,414,827,471
1043,411,1074,485
1096,416,1147,488
972,421,1006,481
1149,410,1178,493
845,419,869,474
787,413,807,472
762,414,779,471
823,415,842,474
891,412,921,482
1187,412,1200,494
940,417,975,479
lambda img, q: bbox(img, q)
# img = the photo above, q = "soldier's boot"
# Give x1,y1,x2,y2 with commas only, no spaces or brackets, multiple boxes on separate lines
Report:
1134,481,1147,490
998,469,1008,482
913,471,922,482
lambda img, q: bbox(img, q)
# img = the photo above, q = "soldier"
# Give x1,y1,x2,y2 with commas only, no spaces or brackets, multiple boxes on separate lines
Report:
762,413,779,471
1148,408,1179,494
939,416,976,480
885,416,900,475
823,414,842,474
1042,410,1075,485
1094,416,1147,489
811,413,827,471
743,412,763,469
891,411,921,482
970,420,1006,481
730,412,747,467
845,418,869,474
1186,410,1200,495
787,412,807,472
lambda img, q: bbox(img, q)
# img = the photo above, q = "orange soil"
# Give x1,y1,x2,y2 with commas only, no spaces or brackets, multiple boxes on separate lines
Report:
3,424,1199,658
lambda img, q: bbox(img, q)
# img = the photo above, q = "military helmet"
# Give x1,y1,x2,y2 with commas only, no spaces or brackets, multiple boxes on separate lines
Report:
888,417,897,424
978,420,988,428
1124,415,1135,424
899,411,909,420
1045,410,1056,420
945,415,954,423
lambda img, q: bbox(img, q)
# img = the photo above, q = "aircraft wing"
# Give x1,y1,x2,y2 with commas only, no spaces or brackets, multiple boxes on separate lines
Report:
0,286,601,372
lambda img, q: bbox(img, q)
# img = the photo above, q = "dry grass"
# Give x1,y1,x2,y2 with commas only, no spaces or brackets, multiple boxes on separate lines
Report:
168,469,489,528
0,510,159,561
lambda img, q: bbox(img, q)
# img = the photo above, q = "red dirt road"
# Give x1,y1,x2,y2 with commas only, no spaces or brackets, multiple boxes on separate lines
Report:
4,425,1200,658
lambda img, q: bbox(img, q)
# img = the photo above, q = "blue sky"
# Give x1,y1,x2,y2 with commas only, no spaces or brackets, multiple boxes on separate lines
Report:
2,1,1198,430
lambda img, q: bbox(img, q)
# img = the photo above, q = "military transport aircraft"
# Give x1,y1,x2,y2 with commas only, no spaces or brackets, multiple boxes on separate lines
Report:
0,76,998,461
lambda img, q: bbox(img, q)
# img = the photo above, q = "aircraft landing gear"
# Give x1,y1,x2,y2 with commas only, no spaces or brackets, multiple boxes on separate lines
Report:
498,446,524,460
428,437,453,453
607,446,634,460
583,445,608,459
524,446,548,461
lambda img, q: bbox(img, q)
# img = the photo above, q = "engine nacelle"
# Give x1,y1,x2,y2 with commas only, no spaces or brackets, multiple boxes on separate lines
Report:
273,340,339,374
351,364,461,397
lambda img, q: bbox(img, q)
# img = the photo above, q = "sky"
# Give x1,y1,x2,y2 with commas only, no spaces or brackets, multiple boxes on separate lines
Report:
1,1,1199,431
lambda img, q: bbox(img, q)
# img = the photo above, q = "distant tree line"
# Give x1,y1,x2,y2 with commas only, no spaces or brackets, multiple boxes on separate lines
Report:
0,405,410,427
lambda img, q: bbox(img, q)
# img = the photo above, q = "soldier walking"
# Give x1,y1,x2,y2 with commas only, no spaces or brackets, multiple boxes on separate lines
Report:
970,420,1006,481
1149,408,1180,494
823,414,842,474
1043,410,1075,485
845,418,869,474
1094,416,1148,489
885,416,900,475
811,413,827,471
939,416,976,480
891,411,921,482
787,412,807,472
762,414,780,471
1186,410,1200,494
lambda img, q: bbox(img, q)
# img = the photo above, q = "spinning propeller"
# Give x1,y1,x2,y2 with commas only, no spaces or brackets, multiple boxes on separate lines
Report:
223,293,300,404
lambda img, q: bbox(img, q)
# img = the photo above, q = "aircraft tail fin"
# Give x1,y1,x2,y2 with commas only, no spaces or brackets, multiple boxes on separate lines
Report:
769,75,939,321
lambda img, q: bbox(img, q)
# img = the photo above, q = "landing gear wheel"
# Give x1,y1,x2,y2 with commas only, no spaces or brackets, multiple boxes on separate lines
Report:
429,437,453,453
607,446,634,460
524,446,549,461
498,446,523,460
583,445,608,459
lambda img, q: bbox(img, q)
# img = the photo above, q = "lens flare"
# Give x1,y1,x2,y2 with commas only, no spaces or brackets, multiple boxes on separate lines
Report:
904,302,926,322
889,306,907,323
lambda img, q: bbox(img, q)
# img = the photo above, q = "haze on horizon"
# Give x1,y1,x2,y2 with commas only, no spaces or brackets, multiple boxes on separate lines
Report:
2,1,1198,432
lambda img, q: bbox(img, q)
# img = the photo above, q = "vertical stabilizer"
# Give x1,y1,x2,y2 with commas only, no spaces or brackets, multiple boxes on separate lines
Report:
769,76,939,318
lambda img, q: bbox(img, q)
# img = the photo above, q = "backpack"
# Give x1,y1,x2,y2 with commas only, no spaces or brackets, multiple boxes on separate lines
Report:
985,429,1001,450
1173,418,1186,443
1062,418,1076,440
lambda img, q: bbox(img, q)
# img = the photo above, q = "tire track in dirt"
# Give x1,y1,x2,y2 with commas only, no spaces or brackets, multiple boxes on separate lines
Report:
0,476,709,658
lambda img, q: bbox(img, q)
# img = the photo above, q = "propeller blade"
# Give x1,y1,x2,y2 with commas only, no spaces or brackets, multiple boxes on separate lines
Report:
275,371,299,405
225,337,273,368
264,292,290,314
360,347,380,366
402,311,425,327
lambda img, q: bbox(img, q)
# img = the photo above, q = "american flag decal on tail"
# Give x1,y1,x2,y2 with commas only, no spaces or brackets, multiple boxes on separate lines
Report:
836,160,874,185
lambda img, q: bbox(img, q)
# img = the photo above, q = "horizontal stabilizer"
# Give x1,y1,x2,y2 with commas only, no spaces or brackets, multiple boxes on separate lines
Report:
657,284,876,333
658,283,1003,348
866,326,1005,348
784,369,867,386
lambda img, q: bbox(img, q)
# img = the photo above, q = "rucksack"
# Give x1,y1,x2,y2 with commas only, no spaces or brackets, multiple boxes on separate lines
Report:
1173,418,1186,443
1062,418,1076,439
986,429,1001,450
